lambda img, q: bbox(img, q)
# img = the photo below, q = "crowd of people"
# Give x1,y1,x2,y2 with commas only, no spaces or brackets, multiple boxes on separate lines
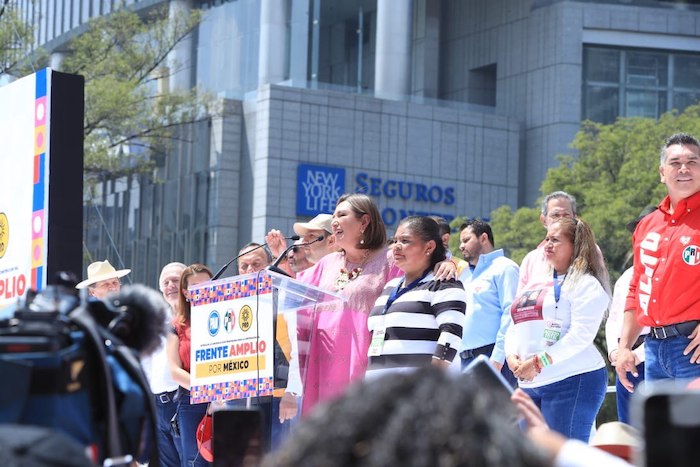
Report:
72,132,700,466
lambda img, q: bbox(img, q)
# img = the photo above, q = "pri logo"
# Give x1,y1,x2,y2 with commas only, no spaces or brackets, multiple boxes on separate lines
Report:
682,245,700,266
0,212,8,259
208,310,220,337
296,164,345,216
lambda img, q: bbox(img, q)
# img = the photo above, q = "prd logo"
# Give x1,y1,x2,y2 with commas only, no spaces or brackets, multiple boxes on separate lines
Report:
208,310,220,336
239,305,253,332
0,212,8,259
682,245,700,266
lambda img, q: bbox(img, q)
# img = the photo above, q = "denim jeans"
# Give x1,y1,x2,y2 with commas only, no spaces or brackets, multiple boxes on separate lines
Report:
645,335,700,382
522,367,607,443
177,391,211,467
460,343,518,388
155,391,183,467
615,362,645,424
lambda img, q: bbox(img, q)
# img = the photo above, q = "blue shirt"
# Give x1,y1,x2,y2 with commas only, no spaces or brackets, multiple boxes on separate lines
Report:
458,249,519,364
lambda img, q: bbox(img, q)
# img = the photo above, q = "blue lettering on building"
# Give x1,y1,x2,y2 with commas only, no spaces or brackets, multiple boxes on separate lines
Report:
296,164,346,216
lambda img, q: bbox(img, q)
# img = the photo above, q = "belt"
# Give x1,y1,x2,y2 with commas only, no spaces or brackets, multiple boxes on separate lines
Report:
460,343,494,360
156,389,178,404
619,335,647,350
649,320,700,340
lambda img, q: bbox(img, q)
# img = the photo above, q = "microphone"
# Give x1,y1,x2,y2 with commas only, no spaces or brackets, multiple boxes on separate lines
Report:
212,235,301,280
82,284,170,356
269,235,325,270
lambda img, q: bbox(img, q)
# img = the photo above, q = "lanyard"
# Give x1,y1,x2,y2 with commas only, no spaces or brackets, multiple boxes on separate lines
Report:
383,270,430,314
553,270,566,310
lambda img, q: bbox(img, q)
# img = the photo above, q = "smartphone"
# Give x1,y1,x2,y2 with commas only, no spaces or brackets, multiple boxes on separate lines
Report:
461,354,514,402
632,385,700,467
213,408,263,467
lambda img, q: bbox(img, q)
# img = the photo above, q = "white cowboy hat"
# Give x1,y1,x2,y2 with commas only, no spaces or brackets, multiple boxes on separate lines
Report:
591,421,641,461
293,214,333,236
75,260,131,289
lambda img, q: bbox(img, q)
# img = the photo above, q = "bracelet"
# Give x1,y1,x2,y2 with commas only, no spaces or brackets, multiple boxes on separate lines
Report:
532,355,542,373
538,352,552,368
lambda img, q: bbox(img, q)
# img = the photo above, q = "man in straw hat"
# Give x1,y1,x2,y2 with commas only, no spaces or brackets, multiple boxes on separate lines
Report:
75,259,131,299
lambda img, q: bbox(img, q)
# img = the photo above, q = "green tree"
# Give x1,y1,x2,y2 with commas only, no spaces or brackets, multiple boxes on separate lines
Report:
0,0,41,76
57,7,210,180
492,105,700,279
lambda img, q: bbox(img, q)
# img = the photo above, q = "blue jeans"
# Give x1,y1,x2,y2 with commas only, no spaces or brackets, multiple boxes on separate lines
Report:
615,362,645,424
177,391,211,467
155,391,183,467
522,367,607,443
460,343,518,388
645,335,700,382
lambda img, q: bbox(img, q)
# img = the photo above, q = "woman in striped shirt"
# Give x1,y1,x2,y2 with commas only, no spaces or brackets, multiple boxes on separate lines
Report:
366,216,466,379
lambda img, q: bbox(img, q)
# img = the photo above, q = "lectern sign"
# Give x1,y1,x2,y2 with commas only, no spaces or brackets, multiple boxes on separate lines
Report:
189,273,274,404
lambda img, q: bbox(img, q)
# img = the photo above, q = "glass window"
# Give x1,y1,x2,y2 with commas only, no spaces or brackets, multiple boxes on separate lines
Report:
674,54,700,89
584,47,619,83
625,90,667,119
584,86,619,124
673,91,700,112
583,46,700,123
626,51,667,86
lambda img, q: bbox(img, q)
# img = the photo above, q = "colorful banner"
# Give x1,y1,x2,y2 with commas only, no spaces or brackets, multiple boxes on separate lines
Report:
189,273,275,404
0,69,50,312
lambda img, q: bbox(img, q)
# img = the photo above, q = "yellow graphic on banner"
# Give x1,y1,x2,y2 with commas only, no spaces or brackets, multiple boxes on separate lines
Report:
239,305,253,331
195,355,267,378
0,213,8,259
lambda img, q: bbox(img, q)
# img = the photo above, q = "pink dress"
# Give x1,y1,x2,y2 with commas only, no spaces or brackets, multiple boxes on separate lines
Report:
298,248,400,416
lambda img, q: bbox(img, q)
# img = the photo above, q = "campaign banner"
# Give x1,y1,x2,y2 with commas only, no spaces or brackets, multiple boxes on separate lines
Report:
189,273,275,404
0,69,50,312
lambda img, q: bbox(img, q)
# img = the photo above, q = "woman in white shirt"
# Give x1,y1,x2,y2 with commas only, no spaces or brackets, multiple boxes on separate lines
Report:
505,217,610,442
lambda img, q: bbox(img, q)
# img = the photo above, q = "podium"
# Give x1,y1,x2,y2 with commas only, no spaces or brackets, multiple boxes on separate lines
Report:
188,269,345,456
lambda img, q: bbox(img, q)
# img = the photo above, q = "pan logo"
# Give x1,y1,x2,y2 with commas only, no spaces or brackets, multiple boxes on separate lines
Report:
208,310,220,337
297,164,345,216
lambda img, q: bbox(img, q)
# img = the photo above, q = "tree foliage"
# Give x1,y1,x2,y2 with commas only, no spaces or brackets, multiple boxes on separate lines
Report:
57,7,211,180
0,0,42,76
490,105,700,280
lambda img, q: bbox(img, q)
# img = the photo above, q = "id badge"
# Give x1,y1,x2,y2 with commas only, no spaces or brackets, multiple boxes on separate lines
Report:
543,319,563,346
368,325,386,357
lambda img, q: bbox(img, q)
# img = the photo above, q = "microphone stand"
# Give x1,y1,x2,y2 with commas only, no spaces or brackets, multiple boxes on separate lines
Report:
212,235,301,280
267,235,325,278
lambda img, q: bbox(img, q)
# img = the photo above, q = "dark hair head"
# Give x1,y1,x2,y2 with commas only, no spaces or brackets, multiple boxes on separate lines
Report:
397,216,447,270
176,263,213,326
460,219,494,247
660,132,700,164
267,367,549,467
336,193,387,250
428,215,451,237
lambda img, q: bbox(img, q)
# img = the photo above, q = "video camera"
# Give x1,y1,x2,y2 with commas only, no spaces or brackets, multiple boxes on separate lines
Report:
0,273,167,466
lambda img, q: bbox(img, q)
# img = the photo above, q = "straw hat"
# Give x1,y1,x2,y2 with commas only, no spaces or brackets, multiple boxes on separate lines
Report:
75,260,131,289
294,214,333,236
591,421,641,462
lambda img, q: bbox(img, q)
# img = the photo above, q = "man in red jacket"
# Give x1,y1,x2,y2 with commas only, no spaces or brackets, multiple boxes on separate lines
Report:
617,133,700,390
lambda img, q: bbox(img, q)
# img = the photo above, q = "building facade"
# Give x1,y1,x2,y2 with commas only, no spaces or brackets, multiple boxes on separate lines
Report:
21,0,700,284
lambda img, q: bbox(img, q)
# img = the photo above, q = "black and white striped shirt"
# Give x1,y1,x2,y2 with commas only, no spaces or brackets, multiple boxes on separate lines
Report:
366,275,466,379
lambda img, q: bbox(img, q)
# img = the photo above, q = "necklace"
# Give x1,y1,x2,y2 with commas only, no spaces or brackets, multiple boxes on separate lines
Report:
335,250,370,291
